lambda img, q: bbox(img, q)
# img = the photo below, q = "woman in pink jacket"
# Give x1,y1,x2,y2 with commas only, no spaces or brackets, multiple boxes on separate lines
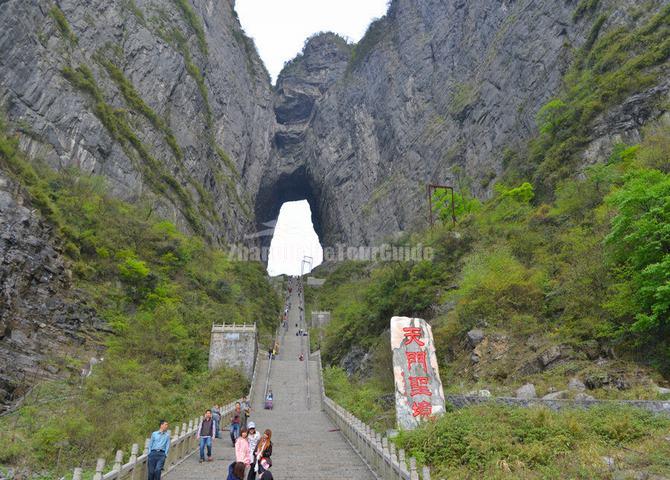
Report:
235,427,251,467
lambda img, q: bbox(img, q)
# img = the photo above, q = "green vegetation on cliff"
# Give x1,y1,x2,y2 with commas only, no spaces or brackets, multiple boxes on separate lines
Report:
525,4,670,193
312,5,670,476
0,116,279,475
317,120,670,480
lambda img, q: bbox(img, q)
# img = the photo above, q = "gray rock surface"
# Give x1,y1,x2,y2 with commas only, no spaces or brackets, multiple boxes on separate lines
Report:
542,390,570,400
540,345,562,368
1,0,668,248
0,0,273,409
657,386,670,395
466,389,491,398
569,377,586,392
466,329,485,348
516,383,537,400
0,0,274,243
1,0,669,411
0,172,102,411
258,0,670,246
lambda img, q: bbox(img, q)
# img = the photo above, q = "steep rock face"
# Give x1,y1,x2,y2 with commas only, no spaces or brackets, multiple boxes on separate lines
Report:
0,172,102,411
0,0,275,408
0,0,669,408
262,0,670,246
0,0,274,243
255,33,352,246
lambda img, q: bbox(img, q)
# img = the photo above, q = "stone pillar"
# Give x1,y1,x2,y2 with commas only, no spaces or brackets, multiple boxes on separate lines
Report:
129,444,139,480
390,316,446,430
409,457,419,480
113,450,123,471
92,458,105,480
422,465,431,480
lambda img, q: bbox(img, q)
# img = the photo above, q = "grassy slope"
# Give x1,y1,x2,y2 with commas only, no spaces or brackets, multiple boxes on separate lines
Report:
310,3,670,477
0,116,280,477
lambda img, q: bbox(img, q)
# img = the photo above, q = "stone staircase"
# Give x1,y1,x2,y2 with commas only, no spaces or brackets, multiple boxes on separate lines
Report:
165,289,375,479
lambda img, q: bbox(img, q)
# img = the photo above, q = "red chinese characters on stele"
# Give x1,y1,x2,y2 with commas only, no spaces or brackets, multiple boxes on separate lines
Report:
402,327,432,418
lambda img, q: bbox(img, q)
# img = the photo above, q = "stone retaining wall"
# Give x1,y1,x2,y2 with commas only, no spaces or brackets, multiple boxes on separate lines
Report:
208,323,257,379
446,394,670,415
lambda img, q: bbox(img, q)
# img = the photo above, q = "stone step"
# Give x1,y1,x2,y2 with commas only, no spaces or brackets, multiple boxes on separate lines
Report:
166,288,375,479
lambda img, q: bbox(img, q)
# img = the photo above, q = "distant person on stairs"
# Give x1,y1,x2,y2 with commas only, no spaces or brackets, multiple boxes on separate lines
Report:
241,396,251,429
197,409,217,463
227,461,246,480
230,402,242,446
253,429,273,477
147,419,169,480
212,404,222,439
246,423,261,480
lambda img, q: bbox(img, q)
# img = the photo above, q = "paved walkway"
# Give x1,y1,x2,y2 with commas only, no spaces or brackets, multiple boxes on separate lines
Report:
166,288,375,479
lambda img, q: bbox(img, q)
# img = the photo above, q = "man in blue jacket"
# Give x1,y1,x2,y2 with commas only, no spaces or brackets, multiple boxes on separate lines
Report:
148,420,170,480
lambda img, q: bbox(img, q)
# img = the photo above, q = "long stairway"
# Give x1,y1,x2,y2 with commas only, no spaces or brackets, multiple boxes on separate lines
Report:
166,288,375,479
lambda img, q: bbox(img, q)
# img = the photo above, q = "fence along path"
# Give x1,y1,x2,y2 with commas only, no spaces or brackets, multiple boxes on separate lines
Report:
76,287,431,479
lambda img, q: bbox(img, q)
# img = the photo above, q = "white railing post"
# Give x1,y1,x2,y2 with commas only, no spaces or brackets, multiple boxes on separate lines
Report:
73,467,83,480
181,422,188,460
92,458,105,480
389,442,400,479
140,437,150,479
129,443,139,480
399,448,409,477
422,465,431,480
409,457,419,480
382,437,390,479
113,449,123,472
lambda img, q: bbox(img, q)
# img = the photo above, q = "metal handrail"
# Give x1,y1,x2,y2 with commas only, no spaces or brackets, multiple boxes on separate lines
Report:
263,327,277,403
302,285,310,410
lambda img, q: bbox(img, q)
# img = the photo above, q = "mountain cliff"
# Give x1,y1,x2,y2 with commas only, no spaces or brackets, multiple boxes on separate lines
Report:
1,0,669,412
263,0,670,245
2,0,668,248
0,0,274,243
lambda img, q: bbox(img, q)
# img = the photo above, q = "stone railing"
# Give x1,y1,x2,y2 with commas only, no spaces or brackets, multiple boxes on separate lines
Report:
71,401,239,480
71,338,262,479
316,352,432,480
211,322,256,332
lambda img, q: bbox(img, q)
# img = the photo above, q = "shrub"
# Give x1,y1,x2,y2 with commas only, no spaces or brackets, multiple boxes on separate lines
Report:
605,168,670,340
451,248,545,329
395,404,670,477
173,0,208,56
49,6,77,45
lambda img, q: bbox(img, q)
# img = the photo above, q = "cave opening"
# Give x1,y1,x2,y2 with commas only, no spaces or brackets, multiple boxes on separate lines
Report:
254,166,324,276
267,200,323,276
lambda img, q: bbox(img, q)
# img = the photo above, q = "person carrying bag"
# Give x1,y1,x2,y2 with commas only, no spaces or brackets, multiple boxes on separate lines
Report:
252,429,272,478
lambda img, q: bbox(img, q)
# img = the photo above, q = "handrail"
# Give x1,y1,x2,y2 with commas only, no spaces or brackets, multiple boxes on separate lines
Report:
211,323,256,332
263,328,276,403
248,341,261,410
73,325,263,480
300,281,311,410
73,399,243,480
316,351,432,480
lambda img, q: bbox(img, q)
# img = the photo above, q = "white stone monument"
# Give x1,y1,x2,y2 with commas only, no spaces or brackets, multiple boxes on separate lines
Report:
390,316,446,430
